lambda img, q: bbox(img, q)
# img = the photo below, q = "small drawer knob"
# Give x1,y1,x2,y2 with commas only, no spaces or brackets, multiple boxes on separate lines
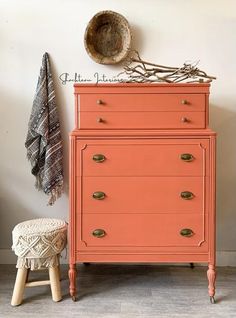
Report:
92,154,106,163
181,99,188,105
181,117,189,123
97,117,104,123
180,228,194,237
180,153,194,162
92,229,106,238
180,191,194,200
97,99,103,105
92,191,106,200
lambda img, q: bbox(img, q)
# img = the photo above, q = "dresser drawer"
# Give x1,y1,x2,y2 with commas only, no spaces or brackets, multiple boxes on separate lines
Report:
78,213,207,248
79,93,206,112
77,140,209,176
79,111,206,129
81,176,206,214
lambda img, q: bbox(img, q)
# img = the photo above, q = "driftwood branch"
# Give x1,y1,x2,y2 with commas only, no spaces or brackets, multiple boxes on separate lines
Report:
119,50,216,83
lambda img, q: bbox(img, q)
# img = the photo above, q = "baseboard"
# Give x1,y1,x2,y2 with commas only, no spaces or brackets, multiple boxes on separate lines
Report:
0,249,235,266
216,251,236,266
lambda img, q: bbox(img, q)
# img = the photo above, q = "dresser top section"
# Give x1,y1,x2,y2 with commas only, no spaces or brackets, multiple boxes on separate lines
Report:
74,83,210,94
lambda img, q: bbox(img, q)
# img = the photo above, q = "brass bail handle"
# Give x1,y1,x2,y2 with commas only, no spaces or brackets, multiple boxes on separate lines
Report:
93,154,106,163
180,228,194,237
180,191,194,200
93,191,106,200
92,229,106,238
180,153,194,162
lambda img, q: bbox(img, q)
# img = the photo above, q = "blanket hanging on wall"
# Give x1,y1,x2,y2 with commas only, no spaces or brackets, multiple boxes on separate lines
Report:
25,52,64,205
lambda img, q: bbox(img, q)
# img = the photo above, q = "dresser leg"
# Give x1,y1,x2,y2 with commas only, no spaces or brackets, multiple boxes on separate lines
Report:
207,264,216,303
69,263,77,301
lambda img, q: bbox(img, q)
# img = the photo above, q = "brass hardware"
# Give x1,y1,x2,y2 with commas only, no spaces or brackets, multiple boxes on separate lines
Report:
93,191,106,200
180,153,194,162
97,99,103,105
97,117,104,123
92,229,106,238
180,228,194,237
181,117,189,123
180,191,194,200
92,154,106,163
181,99,188,105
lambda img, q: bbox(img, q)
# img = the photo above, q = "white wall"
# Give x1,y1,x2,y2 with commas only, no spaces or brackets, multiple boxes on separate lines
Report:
1,0,236,265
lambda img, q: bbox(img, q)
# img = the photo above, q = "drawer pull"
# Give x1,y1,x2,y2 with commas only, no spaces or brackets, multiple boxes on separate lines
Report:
181,117,189,123
93,191,106,200
180,191,194,200
93,154,106,163
180,228,194,237
181,99,188,105
97,99,103,105
97,117,104,123
180,153,194,162
92,229,106,238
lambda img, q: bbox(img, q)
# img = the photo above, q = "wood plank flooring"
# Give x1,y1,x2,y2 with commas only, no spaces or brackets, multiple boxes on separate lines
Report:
0,264,236,318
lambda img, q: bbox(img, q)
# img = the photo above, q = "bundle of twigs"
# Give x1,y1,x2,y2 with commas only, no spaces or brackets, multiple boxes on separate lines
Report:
119,51,216,83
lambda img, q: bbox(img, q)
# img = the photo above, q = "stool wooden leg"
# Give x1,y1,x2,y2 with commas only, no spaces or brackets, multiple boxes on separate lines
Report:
57,264,61,281
49,266,62,302
26,268,30,283
11,268,28,306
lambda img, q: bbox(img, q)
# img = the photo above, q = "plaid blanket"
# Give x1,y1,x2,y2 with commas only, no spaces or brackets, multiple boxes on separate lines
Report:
25,52,63,205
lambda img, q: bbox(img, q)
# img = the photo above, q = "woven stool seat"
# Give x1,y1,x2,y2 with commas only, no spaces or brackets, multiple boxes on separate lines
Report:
11,218,67,306
12,218,67,270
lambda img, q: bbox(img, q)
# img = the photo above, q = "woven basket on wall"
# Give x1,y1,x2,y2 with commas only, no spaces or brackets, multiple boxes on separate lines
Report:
84,10,132,65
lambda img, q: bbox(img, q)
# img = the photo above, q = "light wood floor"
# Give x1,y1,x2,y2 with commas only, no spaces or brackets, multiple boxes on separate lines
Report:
0,264,236,318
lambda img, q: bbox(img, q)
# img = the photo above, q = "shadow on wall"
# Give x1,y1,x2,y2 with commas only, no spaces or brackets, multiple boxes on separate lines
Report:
130,23,147,55
48,56,70,196
210,102,236,250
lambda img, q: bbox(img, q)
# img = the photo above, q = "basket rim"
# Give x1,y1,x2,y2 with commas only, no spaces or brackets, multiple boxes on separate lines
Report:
84,10,132,65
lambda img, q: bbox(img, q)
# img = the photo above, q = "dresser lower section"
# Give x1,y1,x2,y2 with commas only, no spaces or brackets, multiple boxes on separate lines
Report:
69,132,216,302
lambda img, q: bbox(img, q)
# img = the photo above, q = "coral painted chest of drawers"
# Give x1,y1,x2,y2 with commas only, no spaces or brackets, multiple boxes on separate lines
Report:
69,83,216,302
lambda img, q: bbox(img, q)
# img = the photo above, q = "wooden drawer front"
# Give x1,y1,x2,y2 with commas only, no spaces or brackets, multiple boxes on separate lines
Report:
79,214,207,248
79,111,205,129
79,94,206,112
81,177,206,214
77,141,209,177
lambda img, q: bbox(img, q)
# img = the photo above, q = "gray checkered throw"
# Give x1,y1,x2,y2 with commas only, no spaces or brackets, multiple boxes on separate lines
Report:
25,52,63,205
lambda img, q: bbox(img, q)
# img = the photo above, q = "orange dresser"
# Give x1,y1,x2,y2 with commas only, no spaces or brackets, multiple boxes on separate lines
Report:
69,83,216,303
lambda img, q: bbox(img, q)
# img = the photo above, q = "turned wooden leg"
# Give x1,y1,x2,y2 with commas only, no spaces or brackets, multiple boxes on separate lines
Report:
207,264,216,303
49,266,62,302
11,268,28,306
69,263,76,301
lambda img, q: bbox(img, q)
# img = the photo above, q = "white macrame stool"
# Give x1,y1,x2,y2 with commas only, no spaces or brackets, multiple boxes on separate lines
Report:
11,218,67,306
